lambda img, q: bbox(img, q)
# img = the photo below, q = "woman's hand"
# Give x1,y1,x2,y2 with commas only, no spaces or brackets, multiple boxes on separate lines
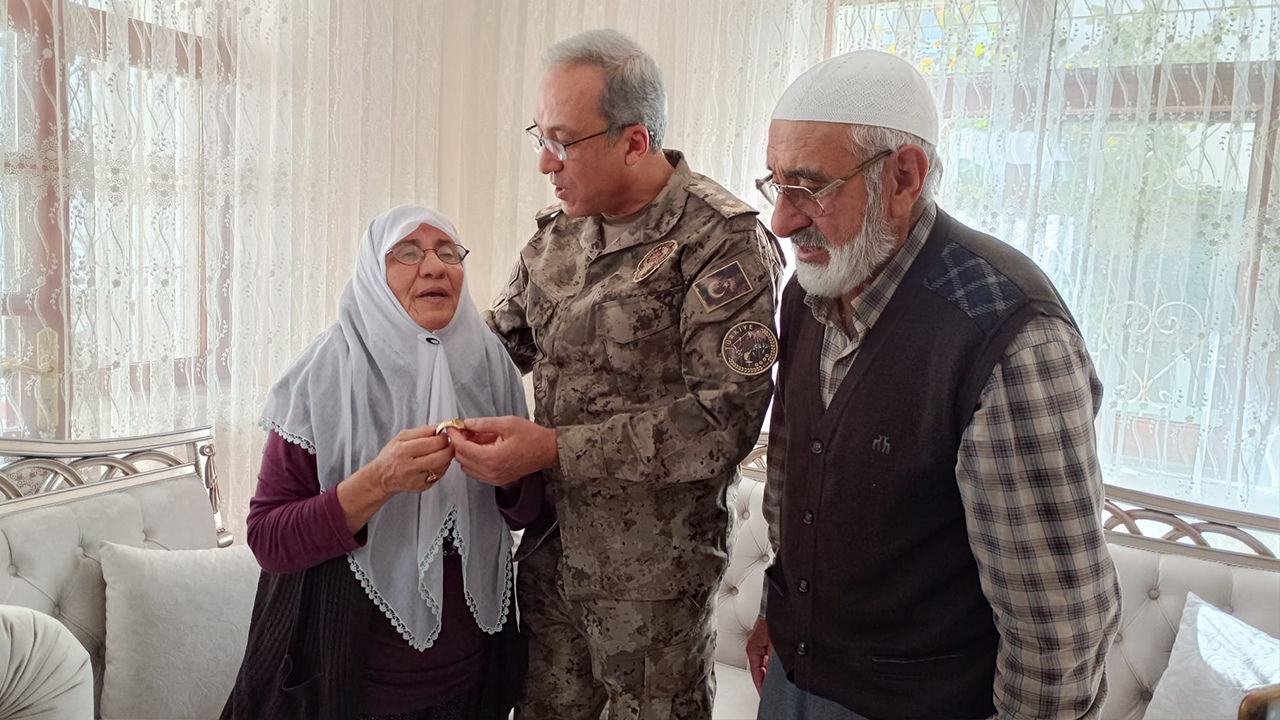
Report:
369,426,455,496
337,425,454,534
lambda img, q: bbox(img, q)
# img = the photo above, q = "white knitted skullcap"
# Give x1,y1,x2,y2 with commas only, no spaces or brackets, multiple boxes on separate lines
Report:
773,50,939,146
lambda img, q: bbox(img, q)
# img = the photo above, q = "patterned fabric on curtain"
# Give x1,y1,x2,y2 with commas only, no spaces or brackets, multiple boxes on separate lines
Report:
832,0,1279,517
1,0,1274,537
0,0,828,540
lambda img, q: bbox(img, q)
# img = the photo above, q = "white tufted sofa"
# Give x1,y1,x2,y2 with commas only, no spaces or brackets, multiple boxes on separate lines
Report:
0,467,221,715
0,428,230,718
710,469,1280,720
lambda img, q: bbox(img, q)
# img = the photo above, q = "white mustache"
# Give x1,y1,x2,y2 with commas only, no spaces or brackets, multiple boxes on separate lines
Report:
790,227,831,252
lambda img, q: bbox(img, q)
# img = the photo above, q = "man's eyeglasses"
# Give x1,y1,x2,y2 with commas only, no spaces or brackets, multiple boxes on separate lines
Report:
525,124,610,162
755,150,893,218
386,243,469,266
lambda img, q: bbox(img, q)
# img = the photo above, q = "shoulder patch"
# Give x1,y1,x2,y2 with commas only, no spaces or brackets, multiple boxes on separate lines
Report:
924,242,1025,332
535,203,562,228
721,321,778,376
694,260,754,312
685,175,757,220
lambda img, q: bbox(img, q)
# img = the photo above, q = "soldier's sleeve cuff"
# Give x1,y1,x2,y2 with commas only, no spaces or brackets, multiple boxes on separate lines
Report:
556,424,609,482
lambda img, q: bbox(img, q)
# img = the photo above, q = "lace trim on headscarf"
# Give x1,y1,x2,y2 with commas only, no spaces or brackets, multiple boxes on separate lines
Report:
428,506,514,635
261,419,317,455
348,555,440,651
350,505,515,651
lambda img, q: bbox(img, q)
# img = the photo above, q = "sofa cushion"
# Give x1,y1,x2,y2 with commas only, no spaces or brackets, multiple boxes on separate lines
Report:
1102,541,1280,720
1142,592,1279,720
713,662,759,720
97,542,259,720
0,605,94,720
0,472,219,710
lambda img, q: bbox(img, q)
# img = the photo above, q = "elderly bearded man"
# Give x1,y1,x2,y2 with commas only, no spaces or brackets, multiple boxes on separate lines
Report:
745,50,1121,720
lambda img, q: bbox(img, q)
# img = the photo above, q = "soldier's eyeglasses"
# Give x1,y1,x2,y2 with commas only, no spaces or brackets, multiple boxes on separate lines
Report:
525,124,611,162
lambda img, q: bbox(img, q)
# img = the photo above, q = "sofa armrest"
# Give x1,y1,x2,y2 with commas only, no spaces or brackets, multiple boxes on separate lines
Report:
1239,683,1280,720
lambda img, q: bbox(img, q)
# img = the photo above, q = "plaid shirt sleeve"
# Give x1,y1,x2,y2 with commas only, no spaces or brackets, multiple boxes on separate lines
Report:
956,315,1121,720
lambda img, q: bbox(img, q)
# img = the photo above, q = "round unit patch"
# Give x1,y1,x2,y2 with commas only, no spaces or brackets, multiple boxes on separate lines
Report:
634,240,679,283
721,321,779,376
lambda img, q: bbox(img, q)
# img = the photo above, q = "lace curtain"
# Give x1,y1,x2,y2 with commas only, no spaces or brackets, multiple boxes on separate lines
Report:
1,0,1275,539
830,0,1279,515
0,0,827,540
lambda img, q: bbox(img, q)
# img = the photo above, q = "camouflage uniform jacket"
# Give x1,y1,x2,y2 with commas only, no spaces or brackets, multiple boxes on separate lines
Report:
486,150,783,600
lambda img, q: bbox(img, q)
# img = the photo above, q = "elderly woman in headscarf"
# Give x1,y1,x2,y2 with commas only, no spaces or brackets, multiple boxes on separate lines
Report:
221,206,542,720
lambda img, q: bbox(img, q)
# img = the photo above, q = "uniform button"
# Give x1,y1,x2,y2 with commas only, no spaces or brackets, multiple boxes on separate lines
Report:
797,579,810,593
796,641,809,656
1148,589,1160,600
810,440,823,454
802,510,814,525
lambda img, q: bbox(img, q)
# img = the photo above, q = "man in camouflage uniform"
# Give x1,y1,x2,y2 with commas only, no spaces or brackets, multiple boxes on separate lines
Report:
445,29,782,720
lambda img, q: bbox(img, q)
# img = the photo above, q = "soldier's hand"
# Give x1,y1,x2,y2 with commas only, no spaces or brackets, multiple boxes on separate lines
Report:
746,617,771,695
445,416,559,486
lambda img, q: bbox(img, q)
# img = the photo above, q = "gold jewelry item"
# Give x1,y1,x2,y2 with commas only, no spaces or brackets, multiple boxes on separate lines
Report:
435,418,466,435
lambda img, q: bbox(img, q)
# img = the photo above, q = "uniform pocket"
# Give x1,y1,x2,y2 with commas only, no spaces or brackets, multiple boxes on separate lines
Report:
525,282,558,353
596,292,681,396
598,293,677,343
595,632,715,720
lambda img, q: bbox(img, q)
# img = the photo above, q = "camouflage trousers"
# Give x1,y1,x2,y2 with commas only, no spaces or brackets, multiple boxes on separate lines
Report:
515,533,717,720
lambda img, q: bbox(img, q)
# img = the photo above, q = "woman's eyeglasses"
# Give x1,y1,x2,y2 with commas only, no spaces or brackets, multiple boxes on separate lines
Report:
386,244,469,266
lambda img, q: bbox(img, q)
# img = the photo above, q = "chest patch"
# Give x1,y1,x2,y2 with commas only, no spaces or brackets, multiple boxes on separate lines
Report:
694,260,754,312
722,321,778,376
634,240,679,283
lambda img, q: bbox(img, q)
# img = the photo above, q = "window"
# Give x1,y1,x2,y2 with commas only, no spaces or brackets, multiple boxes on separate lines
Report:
0,0,228,438
831,0,1280,515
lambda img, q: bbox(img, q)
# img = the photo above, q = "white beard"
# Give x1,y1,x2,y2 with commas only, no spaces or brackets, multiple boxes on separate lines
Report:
791,196,899,299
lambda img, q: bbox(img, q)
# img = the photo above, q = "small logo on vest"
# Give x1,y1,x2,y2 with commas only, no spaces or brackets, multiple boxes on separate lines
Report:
872,435,891,455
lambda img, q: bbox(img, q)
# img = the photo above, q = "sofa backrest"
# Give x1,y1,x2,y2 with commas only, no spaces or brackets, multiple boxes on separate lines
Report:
0,427,230,715
716,464,771,671
1103,536,1279,719
714,437,1280,719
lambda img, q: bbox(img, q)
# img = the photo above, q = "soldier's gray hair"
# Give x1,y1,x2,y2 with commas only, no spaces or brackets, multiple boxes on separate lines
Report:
847,124,943,209
544,29,667,152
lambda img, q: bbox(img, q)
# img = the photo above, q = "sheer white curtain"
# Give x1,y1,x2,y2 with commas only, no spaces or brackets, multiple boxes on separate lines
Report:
4,0,1272,539
434,0,828,309
831,0,1279,515
0,0,827,540
0,0,451,539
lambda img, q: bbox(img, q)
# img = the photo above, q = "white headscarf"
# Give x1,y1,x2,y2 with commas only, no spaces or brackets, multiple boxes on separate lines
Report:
261,205,524,649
